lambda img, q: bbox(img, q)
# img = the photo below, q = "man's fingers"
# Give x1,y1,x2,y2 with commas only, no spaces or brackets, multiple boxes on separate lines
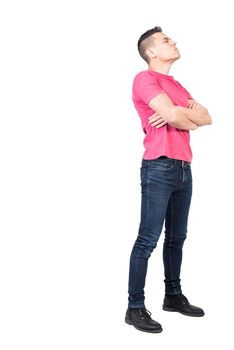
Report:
188,102,196,109
150,117,165,127
148,112,167,128
148,112,159,120
189,103,198,109
192,103,202,109
188,100,193,108
156,121,167,128
148,114,161,124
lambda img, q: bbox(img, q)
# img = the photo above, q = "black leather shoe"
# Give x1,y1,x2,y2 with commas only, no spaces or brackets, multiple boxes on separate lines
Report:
125,307,163,333
163,293,205,317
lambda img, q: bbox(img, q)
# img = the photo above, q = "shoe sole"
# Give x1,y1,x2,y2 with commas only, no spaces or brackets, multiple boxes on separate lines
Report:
162,305,205,317
125,318,163,333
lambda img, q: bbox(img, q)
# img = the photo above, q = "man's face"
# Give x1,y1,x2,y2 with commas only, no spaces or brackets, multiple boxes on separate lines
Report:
150,32,180,62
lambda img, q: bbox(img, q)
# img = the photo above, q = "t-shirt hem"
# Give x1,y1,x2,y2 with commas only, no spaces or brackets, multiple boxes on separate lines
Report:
142,153,192,162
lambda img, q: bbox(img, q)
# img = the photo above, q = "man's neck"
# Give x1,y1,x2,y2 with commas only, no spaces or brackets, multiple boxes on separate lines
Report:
148,62,173,75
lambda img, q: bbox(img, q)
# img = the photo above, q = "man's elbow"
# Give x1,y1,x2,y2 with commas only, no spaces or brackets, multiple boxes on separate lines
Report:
207,113,212,125
198,112,212,126
205,110,212,125
196,107,212,126
207,116,212,125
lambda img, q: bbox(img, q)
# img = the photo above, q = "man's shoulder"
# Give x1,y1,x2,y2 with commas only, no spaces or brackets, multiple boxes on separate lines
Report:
132,70,157,89
133,70,153,80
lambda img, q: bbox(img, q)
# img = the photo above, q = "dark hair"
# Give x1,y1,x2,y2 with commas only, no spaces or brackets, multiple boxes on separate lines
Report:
137,26,162,63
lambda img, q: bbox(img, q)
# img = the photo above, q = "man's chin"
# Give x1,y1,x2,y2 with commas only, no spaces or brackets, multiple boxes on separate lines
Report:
174,54,181,61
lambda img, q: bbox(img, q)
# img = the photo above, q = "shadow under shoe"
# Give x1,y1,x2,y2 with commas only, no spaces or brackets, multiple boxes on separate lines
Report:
125,307,163,333
163,293,205,317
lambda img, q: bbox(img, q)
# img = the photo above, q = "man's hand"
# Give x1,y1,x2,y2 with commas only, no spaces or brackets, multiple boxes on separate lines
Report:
148,111,168,128
187,98,204,109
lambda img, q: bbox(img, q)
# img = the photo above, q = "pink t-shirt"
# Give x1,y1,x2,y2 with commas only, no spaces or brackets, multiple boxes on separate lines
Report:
132,70,193,162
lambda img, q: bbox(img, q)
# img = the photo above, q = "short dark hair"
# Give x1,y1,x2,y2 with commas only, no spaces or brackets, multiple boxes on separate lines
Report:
137,26,162,63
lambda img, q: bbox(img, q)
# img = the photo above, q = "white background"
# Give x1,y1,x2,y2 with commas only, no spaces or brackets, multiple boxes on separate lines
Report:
0,0,233,349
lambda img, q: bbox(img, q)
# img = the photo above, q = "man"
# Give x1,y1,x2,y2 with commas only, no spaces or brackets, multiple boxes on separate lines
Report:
125,26,212,333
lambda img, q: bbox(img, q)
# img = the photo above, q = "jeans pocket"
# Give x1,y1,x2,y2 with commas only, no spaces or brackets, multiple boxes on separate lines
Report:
140,164,149,187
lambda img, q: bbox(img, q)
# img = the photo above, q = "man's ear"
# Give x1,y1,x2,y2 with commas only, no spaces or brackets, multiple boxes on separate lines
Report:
146,47,157,59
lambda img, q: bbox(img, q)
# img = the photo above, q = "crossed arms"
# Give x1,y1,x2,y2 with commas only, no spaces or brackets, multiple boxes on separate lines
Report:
148,93,212,130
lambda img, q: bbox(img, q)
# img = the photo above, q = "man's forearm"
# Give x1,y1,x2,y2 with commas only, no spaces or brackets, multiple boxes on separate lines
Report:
168,109,198,130
174,106,212,126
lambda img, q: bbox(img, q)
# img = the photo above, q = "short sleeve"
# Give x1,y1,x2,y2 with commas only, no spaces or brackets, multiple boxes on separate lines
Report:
132,72,165,105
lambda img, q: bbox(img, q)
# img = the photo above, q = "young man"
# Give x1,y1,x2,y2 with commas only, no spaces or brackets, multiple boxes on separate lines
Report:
125,26,212,333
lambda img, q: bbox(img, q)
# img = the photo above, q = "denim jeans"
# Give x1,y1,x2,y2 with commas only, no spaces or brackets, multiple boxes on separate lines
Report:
128,156,192,308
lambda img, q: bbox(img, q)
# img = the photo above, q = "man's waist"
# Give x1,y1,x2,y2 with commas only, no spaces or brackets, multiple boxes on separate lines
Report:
158,156,191,167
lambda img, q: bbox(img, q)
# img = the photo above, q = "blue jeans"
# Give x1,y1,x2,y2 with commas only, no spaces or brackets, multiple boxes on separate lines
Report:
128,156,192,308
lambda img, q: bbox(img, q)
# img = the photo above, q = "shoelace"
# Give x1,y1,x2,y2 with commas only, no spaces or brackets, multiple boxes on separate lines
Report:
138,308,152,320
176,293,189,305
